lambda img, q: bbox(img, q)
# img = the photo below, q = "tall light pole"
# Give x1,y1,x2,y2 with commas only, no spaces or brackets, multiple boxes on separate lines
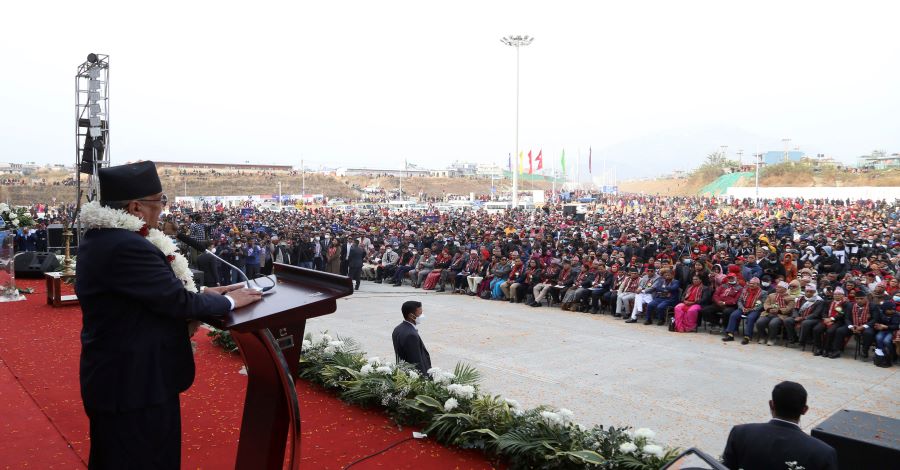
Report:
501,34,534,209
399,158,406,199
754,152,763,206
782,138,792,162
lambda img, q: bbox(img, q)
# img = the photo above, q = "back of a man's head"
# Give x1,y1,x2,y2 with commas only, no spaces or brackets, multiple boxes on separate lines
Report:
771,381,808,421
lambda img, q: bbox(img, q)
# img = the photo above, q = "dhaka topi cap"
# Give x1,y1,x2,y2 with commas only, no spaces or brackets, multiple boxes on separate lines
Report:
99,161,162,204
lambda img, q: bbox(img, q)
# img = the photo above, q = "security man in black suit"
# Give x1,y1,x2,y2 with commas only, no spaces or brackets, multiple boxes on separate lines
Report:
347,238,366,290
722,381,838,470
35,221,48,252
195,240,221,287
76,161,262,469
392,300,431,375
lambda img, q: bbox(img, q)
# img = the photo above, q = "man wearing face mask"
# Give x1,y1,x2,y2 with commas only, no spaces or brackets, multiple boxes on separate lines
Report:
786,285,825,348
759,252,786,280
674,256,694,287
392,301,431,375
375,245,400,283
195,240,221,287
229,239,247,284
273,236,292,265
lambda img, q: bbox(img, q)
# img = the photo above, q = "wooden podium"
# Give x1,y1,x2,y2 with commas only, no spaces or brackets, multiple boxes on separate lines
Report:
209,263,353,470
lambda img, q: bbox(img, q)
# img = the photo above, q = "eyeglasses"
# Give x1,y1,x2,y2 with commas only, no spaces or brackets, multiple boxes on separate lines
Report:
137,194,168,207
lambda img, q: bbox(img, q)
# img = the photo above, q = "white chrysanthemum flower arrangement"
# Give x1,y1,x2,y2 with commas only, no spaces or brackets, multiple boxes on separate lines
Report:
255,330,677,469
446,384,476,400
1,203,35,228
443,397,458,412
427,367,456,384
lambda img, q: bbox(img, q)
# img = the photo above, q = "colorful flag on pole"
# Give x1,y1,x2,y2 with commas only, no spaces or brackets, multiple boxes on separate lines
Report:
560,149,566,176
508,153,511,171
518,151,524,175
536,149,543,171
527,150,533,174
588,147,592,174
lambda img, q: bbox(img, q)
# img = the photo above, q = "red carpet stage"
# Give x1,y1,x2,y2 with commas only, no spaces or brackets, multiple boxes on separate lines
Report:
0,280,497,469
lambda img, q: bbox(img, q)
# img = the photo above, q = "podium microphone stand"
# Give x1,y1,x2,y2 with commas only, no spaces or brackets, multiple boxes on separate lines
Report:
209,263,353,470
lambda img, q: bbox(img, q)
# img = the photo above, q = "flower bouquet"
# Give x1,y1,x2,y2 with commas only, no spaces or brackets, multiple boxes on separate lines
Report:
0,203,35,302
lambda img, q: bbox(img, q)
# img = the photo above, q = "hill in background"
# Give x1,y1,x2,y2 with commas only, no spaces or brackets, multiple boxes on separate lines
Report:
0,167,553,205
620,163,900,196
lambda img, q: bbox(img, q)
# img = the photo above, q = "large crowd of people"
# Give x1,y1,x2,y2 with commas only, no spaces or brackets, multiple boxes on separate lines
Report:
1,176,76,186
9,193,900,367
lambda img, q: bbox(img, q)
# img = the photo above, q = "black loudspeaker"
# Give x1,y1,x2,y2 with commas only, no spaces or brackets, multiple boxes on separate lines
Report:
563,204,577,216
811,410,900,470
14,252,61,278
573,213,586,222
78,118,107,175
47,224,78,252
48,224,64,247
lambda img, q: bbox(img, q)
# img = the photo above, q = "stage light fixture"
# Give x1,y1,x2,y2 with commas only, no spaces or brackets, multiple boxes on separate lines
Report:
89,116,101,127
88,68,101,79
88,79,101,91
89,104,102,115
89,91,101,102
87,53,99,63
89,127,103,137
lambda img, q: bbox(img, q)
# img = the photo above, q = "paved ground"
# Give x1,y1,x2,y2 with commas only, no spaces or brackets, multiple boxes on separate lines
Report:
307,281,900,454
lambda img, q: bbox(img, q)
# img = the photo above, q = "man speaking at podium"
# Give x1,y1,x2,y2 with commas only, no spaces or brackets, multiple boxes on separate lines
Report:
76,161,262,469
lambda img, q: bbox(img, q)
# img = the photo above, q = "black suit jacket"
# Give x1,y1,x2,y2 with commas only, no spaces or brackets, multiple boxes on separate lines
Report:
348,246,366,269
76,228,231,412
722,419,838,470
196,252,220,287
392,321,431,375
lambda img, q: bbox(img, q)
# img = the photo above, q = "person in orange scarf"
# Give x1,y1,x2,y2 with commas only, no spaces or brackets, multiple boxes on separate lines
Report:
782,253,798,283
673,275,710,332
723,277,765,344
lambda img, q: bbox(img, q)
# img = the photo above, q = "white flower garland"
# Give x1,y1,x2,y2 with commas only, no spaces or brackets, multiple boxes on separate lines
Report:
79,201,197,293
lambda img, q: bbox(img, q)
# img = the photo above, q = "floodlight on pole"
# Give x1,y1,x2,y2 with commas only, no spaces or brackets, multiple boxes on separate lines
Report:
754,152,763,206
500,34,534,209
75,52,110,241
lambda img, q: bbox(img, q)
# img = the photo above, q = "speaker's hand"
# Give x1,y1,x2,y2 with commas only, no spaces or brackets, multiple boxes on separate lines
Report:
225,288,263,309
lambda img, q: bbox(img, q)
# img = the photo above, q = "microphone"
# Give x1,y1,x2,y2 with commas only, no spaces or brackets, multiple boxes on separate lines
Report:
176,233,268,292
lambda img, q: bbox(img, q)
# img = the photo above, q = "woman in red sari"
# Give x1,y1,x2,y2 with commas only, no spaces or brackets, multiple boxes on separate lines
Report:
422,248,452,290
673,275,707,332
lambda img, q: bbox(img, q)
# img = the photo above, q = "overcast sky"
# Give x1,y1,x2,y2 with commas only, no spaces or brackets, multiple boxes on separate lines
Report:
2,1,898,179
